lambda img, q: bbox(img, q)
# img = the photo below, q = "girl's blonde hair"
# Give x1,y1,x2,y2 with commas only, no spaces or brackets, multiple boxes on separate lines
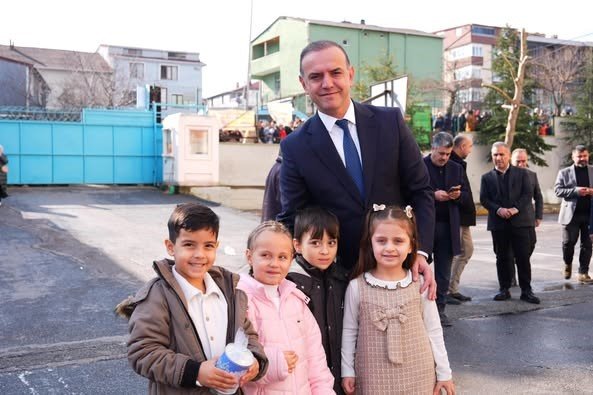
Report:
247,221,293,276
351,205,418,279
247,220,293,249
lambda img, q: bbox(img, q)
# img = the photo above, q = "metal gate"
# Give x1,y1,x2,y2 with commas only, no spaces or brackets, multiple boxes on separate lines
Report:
0,108,163,185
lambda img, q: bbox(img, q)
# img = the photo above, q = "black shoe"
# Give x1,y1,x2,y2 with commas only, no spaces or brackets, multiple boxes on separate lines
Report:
449,292,472,302
520,292,541,304
439,311,452,327
564,264,572,280
493,289,511,301
446,295,462,305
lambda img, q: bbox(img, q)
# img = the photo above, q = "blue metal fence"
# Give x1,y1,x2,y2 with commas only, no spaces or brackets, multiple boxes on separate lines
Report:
0,107,163,185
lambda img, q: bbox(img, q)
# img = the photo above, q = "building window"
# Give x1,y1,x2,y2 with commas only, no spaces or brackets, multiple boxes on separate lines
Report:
125,48,142,56
449,44,484,61
189,129,209,155
161,65,178,80
161,87,168,108
129,63,144,79
472,26,496,36
168,52,186,60
172,94,184,105
274,72,281,96
454,65,481,81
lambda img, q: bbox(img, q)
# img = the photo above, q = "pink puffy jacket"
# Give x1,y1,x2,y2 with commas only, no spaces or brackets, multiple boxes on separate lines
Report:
238,274,335,395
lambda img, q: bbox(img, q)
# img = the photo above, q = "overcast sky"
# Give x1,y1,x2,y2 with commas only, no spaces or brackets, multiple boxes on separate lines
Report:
2,0,592,97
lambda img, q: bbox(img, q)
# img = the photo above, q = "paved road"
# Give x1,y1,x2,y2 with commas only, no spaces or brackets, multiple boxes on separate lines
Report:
0,186,591,394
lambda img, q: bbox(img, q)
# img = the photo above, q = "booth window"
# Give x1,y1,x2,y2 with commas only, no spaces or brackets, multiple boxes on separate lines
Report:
163,129,173,155
189,129,209,155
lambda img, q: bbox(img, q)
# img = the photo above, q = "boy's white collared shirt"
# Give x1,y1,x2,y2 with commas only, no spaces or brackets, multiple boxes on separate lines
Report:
173,267,228,359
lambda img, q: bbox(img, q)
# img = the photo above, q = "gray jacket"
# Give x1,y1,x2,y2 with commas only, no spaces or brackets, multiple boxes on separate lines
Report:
116,260,268,395
554,165,593,225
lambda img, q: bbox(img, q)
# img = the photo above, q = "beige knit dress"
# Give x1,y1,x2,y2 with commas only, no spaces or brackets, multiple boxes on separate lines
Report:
355,275,436,394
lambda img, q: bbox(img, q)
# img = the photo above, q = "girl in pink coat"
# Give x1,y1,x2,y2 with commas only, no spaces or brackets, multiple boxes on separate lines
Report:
238,221,335,394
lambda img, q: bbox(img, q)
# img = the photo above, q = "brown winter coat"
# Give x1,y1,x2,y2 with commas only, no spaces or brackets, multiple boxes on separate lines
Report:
116,259,268,394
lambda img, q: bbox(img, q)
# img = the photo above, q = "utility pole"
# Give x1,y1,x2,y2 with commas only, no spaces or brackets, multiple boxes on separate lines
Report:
244,0,254,110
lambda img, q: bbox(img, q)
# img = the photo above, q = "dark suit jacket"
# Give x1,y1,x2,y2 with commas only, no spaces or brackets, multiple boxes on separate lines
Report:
278,103,435,270
423,156,467,256
480,166,535,231
261,155,282,222
526,169,543,221
450,151,476,226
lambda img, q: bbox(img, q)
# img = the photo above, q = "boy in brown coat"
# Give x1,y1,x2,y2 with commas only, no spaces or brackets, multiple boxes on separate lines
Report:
116,203,267,394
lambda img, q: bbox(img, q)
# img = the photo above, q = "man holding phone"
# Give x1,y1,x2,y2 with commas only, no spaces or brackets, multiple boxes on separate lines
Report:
423,132,469,326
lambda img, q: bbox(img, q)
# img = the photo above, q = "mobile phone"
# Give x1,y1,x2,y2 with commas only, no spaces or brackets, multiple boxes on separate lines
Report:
448,185,461,192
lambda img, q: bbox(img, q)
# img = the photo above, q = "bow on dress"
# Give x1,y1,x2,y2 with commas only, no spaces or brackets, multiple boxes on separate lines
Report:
370,304,408,364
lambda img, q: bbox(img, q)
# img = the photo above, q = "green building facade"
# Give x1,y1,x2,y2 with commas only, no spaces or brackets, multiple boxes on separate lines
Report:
250,17,443,114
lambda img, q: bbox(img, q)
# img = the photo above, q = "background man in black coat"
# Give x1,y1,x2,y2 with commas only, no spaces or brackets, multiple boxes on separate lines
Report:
448,134,476,303
480,142,540,304
423,132,468,326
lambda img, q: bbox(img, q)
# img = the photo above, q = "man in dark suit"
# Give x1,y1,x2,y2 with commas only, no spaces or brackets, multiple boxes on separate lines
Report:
555,145,593,283
510,148,544,285
423,132,468,326
261,149,282,222
480,142,540,304
448,134,476,303
278,40,435,291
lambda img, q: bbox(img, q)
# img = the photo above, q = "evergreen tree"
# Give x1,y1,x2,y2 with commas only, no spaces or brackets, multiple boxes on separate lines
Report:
477,27,553,166
564,51,593,155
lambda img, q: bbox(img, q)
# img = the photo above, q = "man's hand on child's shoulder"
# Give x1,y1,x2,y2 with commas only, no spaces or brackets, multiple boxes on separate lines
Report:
239,359,260,386
197,358,238,391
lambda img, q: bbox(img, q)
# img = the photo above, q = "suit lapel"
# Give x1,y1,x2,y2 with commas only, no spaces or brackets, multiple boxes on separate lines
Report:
307,114,363,204
353,102,378,206
587,166,593,187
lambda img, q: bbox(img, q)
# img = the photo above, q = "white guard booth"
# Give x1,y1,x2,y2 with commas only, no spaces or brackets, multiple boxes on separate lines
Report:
162,113,221,186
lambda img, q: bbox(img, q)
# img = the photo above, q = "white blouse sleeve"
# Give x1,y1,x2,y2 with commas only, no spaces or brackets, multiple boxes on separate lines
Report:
421,286,453,381
341,279,360,378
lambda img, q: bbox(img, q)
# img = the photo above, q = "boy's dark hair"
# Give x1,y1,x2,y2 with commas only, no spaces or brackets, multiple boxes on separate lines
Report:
351,205,418,279
167,203,219,242
293,206,340,242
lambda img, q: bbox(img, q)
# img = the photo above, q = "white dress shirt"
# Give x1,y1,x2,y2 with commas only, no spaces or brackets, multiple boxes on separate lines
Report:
318,100,362,165
341,271,452,381
173,268,228,359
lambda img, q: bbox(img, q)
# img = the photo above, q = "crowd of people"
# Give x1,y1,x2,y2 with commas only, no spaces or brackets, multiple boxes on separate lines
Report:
432,109,486,134
115,40,592,394
257,118,303,144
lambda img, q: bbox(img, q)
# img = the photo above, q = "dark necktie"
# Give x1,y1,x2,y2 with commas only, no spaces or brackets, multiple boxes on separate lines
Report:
336,119,365,199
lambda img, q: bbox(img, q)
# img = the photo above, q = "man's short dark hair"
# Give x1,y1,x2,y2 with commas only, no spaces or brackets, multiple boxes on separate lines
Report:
453,134,468,148
431,131,454,149
293,206,340,242
167,203,219,242
299,40,351,76
573,144,588,154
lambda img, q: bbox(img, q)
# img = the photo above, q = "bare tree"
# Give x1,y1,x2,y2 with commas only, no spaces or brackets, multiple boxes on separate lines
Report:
531,45,589,116
483,28,530,148
57,52,136,109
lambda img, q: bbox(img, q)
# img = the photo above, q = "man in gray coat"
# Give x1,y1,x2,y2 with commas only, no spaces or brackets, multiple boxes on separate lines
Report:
554,145,593,283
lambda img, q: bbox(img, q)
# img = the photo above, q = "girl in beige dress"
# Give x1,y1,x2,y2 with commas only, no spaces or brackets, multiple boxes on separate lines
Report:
341,205,455,395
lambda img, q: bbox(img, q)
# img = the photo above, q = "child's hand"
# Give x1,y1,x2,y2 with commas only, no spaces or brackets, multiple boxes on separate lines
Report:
239,359,260,386
197,358,238,392
342,377,356,394
283,350,298,373
433,379,455,395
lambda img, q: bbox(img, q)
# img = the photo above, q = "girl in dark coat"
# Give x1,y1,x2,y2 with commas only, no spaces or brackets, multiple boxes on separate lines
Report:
286,207,349,395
